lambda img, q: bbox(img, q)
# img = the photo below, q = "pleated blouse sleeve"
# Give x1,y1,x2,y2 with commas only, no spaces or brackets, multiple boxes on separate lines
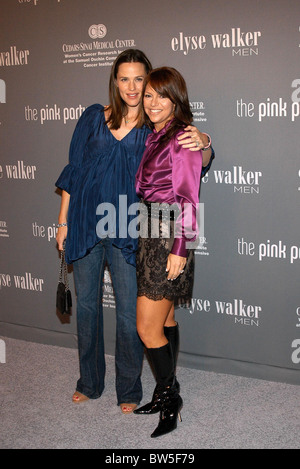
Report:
55,104,103,194
171,135,203,258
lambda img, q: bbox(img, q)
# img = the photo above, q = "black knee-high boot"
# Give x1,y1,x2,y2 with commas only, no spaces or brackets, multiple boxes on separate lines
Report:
146,342,182,438
164,323,180,392
134,324,180,415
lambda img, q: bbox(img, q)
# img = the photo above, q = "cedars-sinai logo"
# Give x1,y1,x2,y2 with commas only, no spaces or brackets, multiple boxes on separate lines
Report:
88,24,107,40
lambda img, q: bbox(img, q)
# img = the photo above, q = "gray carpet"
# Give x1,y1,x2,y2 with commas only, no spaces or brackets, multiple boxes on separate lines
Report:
0,337,299,449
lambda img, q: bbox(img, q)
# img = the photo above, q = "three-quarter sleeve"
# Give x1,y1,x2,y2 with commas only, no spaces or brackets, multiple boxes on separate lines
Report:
201,146,215,177
55,104,103,194
171,137,203,257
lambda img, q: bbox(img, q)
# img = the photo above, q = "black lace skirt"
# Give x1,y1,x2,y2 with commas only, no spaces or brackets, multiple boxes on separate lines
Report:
136,202,194,302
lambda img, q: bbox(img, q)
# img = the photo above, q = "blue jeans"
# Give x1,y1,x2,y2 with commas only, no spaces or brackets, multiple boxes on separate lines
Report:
73,239,144,404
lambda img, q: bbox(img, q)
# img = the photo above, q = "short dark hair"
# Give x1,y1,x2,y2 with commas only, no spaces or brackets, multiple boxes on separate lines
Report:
142,67,193,141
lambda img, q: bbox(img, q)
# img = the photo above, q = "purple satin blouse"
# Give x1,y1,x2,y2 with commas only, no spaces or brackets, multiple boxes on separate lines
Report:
135,123,203,257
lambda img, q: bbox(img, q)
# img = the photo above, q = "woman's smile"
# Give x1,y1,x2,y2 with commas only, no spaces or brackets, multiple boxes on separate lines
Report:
143,85,175,131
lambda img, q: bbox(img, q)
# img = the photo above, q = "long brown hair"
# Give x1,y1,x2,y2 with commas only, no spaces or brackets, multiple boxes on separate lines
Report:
142,67,193,141
106,49,152,129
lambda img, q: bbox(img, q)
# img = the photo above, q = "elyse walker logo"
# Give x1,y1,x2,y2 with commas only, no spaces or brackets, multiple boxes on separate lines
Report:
0,272,44,291
0,46,30,67
213,165,262,194
171,27,261,57
0,160,37,180
179,297,263,327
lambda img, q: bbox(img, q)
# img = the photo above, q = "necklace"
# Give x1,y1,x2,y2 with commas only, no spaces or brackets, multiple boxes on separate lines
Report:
124,115,137,125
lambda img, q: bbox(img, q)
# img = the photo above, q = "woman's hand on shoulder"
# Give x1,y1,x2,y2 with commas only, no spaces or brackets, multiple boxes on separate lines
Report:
177,125,209,152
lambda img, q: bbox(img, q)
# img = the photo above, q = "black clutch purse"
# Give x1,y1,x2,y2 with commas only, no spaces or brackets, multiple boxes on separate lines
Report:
56,245,72,315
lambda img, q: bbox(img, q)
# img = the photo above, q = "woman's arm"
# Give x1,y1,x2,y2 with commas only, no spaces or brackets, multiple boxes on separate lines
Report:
171,136,203,258
177,126,212,166
56,190,70,250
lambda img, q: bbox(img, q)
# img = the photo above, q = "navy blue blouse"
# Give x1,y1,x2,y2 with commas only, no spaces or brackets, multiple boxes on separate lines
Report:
55,104,152,266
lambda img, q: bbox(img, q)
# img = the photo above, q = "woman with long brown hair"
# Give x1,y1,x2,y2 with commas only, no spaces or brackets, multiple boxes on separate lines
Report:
55,51,211,414
135,67,212,436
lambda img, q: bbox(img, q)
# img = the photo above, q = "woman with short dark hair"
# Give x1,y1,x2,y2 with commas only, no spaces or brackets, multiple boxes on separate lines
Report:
135,67,212,437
